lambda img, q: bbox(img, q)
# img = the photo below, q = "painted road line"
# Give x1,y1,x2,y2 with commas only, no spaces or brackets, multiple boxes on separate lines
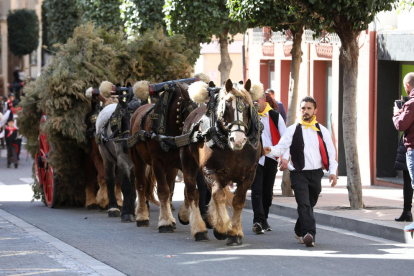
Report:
0,209,126,276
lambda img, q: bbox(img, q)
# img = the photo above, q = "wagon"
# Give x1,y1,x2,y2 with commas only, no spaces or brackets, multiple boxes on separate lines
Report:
34,115,57,207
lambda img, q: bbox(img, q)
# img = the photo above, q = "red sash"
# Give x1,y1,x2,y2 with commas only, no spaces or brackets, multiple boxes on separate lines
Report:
317,133,329,170
6,126,17,137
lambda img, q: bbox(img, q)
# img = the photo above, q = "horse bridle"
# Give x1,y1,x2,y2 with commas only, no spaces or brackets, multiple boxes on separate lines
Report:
219,96,250,135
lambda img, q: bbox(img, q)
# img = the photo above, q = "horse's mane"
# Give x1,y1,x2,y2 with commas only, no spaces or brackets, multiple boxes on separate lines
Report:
216,83,253,119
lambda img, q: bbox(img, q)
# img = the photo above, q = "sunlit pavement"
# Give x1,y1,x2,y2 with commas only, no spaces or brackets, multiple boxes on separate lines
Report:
1,148,414,275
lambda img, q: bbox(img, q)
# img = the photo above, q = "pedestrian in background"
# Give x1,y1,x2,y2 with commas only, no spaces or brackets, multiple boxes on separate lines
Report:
393,72,414,232
266,89,287,123
5,117,19,168
251,92,286,234
263,96,338,247
394,135,413,222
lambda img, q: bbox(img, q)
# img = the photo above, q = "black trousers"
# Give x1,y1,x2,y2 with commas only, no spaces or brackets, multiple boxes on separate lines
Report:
251,157,278,224
290,169,324,238
6,143,18,164
196,172,211,216
403,170,413,211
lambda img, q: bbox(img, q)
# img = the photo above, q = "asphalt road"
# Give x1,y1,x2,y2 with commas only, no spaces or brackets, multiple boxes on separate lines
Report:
1,148,414,276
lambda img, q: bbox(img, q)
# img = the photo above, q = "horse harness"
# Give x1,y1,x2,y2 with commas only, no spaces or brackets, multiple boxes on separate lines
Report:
125,86,263,151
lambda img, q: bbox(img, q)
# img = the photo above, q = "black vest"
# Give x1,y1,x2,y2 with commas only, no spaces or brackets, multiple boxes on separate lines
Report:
290,123,330,172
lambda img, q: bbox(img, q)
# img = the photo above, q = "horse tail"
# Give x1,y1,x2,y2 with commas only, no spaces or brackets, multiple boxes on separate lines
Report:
145,165,159,207
224,186,234,212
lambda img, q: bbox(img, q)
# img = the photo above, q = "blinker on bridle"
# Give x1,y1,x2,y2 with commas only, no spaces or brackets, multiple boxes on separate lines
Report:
219,96,250,135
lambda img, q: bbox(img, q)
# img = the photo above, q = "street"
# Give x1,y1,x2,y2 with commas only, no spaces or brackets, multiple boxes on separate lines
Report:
1,148,414,276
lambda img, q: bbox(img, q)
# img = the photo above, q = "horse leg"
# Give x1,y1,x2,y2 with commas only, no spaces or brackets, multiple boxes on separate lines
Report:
178,186,190,225
204,171,231,240
117,159,136,223
115,181,123,208
93,153,109,209
103,159,120,217
226,174,254,246
153,162,175,233
180,150,208,241
84,152,98,209
166,169,177,229
130,147,150,227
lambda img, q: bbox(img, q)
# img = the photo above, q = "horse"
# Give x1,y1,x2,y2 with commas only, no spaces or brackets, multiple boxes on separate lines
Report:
83,87,122,210
178,78,264,245
95,81,156,222
129,74,208,232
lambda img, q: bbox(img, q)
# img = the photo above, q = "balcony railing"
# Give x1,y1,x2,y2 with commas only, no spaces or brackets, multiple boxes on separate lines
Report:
253,28,341,45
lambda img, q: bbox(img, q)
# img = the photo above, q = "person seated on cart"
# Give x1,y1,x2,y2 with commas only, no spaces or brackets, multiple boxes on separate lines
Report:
5,114,19,168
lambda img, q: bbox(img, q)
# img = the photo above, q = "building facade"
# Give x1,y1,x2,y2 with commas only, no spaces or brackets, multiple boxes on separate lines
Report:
244,7,414,187
0,0,43,96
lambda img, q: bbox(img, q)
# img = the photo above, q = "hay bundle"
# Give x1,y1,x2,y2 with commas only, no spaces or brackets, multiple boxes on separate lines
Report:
17,23,194,206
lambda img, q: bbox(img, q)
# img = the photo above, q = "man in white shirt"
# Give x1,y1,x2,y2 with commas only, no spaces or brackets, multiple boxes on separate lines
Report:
263,96,337,247
251,93,286,234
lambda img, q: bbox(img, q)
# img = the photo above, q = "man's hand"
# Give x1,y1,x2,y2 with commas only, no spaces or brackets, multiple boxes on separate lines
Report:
263,146,271,156
329,174,337,187
279,159,288,171
394,102,401,116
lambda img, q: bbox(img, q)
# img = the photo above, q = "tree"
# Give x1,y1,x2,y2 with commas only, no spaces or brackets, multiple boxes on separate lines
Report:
288,0,397,209
121,0,166,36
77,0,125,31
165,0,248,82
228,0,323,196
7,9,39,58
42,0,79,49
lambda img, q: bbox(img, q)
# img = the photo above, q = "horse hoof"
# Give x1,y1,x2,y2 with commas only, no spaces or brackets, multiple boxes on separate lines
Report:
172,222,177,229
100,204,109,211
226,235,243,246
136,220,149,227
202,216,213,229
178,214,189,225
108,210,121,217
86,204,99,210
158,225,174,233
195,232,209,242
121,214,135,223
213,229,228,240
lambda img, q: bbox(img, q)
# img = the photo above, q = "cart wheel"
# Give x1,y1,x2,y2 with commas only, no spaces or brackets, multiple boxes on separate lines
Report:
38,115,57,208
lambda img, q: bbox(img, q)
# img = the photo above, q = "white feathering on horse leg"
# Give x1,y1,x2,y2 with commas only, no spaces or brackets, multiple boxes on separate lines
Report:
96,182,109,209
108,207,120,212
189,201,207,237
212,187,232,234
229,207,244,237
178,201,191,223
158,201,174,227
136,189,149,221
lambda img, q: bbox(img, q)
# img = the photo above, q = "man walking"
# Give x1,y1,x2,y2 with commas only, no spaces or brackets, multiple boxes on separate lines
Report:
393,72,414,232
263,96,337,247
251,92,286,234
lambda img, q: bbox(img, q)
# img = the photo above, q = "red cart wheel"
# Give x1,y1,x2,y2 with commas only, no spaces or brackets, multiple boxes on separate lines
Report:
37,115,57,208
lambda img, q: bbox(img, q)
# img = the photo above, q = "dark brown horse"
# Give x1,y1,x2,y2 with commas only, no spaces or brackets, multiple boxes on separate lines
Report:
178,79,263,245
129,76,206,232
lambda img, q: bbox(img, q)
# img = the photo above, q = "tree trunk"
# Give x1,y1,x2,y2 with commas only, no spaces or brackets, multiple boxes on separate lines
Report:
337,28,364,209
218,29,233,85
281,27,303,197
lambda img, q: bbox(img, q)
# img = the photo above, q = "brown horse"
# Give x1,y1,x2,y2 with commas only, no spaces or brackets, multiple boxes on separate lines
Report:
178,79,263,245
129,75,207,232
84,88,122,209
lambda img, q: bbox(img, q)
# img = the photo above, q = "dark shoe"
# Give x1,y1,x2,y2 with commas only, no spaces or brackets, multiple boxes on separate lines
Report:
303,233,314,247
14,163,18,169
262,220,272,231
395,211,413,222
252,222,265,234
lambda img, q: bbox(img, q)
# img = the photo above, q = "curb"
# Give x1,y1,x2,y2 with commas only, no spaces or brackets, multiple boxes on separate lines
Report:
244,198,414,244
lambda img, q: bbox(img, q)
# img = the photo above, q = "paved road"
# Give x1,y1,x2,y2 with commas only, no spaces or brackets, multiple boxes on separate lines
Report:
1,148,414,275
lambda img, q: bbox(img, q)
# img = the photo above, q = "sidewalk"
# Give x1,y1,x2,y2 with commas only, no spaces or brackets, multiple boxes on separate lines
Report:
244,174,414,244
